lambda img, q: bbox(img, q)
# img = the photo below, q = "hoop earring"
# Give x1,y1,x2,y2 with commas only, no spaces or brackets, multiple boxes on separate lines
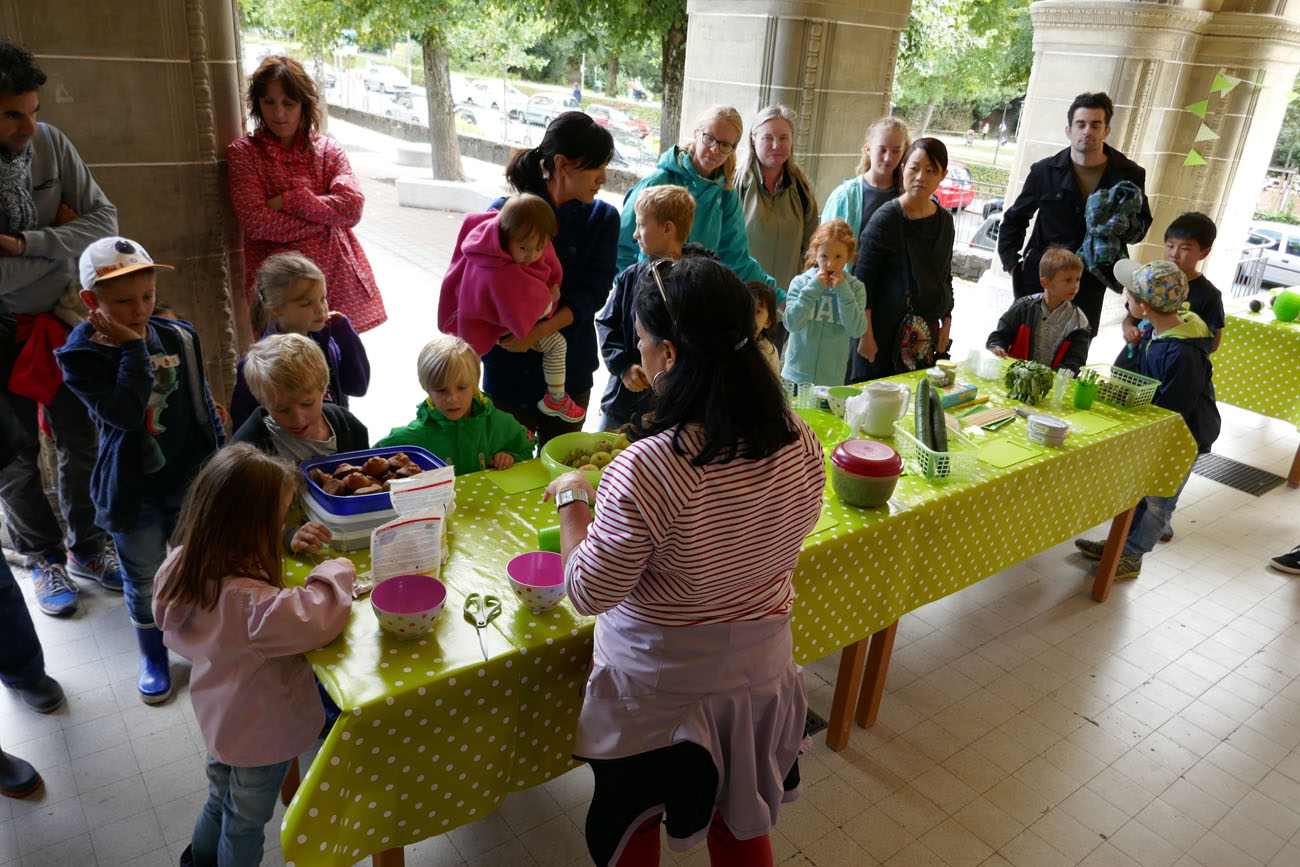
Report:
651,370,667,395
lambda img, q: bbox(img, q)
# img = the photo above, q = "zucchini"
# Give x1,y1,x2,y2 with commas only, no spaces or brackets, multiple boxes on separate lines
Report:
930,395,948,453
916,380,932,449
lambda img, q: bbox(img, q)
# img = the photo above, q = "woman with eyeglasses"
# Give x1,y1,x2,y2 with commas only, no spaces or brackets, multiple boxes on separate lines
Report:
544,256,825,866
736,105,819,299
481,112,620,445
617,106,776,292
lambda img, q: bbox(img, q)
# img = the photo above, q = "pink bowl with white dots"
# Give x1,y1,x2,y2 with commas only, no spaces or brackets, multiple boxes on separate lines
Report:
370,574,446,639
507,552,566,613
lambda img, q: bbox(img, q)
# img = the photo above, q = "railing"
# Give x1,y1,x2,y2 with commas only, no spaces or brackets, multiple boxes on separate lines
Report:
1233,244,1268,297
951,180,1008,251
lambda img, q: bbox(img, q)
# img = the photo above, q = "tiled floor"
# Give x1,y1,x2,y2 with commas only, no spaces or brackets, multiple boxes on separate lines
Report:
4,118,1299,865
3,402,1297,866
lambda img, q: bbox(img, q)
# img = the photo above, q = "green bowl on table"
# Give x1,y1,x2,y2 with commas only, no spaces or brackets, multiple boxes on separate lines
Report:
794,408,851,452
540,430,626,488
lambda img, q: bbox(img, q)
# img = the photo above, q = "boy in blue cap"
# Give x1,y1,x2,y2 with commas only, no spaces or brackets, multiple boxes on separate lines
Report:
1074,260,1220,579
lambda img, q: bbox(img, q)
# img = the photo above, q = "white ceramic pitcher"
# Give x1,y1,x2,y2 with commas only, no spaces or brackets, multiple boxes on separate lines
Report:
860,381,912,438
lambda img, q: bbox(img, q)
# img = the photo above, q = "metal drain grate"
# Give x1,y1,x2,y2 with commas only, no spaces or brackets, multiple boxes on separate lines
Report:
1192,453,1287,496
804,708,828,738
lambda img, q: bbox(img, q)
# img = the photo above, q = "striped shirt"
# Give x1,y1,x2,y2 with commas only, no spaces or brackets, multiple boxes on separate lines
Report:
566,415,826,626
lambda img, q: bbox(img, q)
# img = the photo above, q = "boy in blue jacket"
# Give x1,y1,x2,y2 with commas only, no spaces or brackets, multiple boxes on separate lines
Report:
596,185,696,430
1075,260,1219,579
55,236,224,704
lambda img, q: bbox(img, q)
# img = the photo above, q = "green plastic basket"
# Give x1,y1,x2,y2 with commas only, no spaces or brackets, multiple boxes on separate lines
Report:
1083,364,1159,409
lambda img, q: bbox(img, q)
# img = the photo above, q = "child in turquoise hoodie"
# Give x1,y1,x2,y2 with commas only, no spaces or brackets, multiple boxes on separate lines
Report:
781,220,869,386
376,336,533,475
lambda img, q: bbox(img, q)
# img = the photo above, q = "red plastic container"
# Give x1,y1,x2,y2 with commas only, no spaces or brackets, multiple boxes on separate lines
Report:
830,439,903,508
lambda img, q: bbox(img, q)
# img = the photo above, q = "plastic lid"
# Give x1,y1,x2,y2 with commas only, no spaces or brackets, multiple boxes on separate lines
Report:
831,439,903,478
1027,414,1070,434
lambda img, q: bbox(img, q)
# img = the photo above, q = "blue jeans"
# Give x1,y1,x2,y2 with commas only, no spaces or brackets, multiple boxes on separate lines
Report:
110,490,184,626
190,754,292,867
1123,468,1191,559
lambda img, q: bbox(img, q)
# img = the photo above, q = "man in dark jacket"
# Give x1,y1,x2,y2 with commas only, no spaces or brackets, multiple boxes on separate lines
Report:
999,92,1152,337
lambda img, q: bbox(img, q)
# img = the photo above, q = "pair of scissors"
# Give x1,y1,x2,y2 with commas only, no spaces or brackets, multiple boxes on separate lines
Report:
463,593,502,661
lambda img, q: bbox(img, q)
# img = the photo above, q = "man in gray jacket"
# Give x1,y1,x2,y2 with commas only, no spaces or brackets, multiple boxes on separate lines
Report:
0,40,121,615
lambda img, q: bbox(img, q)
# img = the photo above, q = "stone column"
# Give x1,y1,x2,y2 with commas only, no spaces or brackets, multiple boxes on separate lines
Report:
1008,0,1300,290
4,0,246,399
681,0,914,205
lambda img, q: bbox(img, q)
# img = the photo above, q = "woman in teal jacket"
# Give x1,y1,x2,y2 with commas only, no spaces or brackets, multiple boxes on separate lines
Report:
618,105,776,292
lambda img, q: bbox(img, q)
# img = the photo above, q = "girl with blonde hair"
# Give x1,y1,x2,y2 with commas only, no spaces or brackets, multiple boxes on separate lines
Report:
821,115,911,240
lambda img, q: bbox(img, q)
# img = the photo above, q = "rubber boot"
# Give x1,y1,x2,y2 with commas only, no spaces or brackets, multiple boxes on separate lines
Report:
135,624,172,704
0,749,42,798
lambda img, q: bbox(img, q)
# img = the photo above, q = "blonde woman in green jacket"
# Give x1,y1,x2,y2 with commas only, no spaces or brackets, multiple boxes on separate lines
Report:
736,105,819,295
618,105,776,292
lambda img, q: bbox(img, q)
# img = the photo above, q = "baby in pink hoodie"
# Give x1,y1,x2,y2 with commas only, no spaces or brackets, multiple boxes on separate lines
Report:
438,193,585,421
153,443,354,866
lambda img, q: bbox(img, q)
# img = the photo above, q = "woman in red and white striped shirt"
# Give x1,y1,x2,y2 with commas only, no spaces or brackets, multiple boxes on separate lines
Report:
545,256,825,866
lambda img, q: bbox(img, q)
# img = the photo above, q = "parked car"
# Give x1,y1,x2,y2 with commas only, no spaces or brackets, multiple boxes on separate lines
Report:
454,102,507,131
585,104,651,138
969,212,1001,253
981,197,1005,219
936,161,976,212
363,65,411,94
1247,220,1300,287
468,79,527,119
384,87,426,126
523,93,579,127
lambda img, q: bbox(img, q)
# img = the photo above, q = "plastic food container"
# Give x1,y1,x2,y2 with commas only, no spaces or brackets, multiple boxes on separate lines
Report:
830,439,903,508
1026,413,1070,448
302,496,391,551
926,367,954,388
300,446,446,516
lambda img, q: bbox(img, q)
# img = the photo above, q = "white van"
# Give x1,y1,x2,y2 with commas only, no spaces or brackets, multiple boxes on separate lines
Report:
1247,220,1300,287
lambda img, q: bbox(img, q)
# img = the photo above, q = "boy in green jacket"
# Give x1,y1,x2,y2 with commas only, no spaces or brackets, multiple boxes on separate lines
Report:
377,336,534,474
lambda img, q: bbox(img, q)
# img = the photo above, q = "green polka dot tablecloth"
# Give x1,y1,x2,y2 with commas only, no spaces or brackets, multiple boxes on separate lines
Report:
1212,310,1300,429
278,481,592,866
279,370,1195,864
787,370,1196,662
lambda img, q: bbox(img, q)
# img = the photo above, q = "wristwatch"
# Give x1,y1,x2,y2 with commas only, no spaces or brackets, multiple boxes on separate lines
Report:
555,488,590,511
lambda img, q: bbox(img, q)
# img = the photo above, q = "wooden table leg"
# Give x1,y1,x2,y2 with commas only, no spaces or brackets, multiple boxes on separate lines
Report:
1092,505,1136,603
825,638,869,751
855,620,899,728
372,848,405,866
279,755,299,806
1288,442,1300,489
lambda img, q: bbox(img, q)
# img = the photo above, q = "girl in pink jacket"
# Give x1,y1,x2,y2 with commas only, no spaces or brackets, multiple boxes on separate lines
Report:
438,194,585,421
153,443,354,867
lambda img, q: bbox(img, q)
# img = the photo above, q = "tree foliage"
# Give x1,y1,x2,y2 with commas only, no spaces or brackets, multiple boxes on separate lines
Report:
894,0,1032,130
535,0,687,146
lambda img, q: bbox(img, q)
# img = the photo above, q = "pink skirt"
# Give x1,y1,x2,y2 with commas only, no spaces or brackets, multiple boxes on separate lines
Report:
574,607,808,853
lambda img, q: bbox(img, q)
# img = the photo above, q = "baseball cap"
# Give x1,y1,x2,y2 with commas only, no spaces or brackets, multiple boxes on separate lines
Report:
1129,260,1188,313
79,236,173,292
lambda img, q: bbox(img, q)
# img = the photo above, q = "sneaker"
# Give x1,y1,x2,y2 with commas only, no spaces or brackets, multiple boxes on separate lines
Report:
68,548,125,592
1074,538,1105,560
1160,530,1174,543
537,392,586,422
1114,555,1143,580
31,559,79,616
1269,546,1300,575
9,675,65,714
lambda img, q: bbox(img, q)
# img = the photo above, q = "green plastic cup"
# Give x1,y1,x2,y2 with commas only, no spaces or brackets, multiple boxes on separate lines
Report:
537,525,561,553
